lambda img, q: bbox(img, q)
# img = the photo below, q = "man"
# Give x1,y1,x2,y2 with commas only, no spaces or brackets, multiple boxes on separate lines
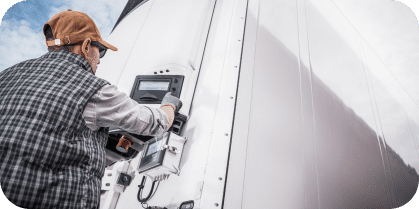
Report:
0,9,182,209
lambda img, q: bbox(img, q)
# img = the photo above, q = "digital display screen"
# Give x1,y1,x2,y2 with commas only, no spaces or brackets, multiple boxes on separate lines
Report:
139,81,170,91
181,203,193,209
146,141,159,156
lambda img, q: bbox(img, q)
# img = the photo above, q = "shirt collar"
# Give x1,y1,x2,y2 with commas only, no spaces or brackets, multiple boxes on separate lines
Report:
40,50,93,74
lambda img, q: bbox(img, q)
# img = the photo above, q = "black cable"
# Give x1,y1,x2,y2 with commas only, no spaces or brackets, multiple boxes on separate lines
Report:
148,180,160,200
137,176,158,203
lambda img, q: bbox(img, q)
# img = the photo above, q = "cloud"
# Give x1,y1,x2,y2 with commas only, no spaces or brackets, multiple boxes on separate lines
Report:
49,5,70,20
0,19,47,71
0,0,128,71
48,0,128,41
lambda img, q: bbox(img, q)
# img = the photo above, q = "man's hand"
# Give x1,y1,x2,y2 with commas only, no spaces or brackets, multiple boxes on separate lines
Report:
160,92,182,127
160,92,182,113
160,105,175,127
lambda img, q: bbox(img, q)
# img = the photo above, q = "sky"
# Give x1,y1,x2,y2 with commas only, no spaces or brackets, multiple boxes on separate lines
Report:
0,0,128,71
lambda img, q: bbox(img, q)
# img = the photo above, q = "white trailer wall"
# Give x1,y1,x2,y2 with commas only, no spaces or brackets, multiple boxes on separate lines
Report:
97,0,419,208
98,0,247,208
225,0,419,208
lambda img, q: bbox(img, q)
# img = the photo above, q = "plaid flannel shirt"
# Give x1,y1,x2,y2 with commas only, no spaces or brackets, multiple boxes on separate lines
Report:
0,50,109,209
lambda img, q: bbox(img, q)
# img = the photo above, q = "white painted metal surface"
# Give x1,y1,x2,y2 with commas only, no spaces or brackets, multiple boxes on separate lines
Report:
97,0,419,208
225,0,419,208
98,0,216,117
97,0,242,208
101,170,124,193
198,0,248,208
100,161,131,209
227,0,307,208
223,0,258,207
101,0,249,206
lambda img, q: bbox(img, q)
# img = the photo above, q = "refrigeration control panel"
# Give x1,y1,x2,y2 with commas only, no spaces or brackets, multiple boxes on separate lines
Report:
130,75,184,104
137,132,187,181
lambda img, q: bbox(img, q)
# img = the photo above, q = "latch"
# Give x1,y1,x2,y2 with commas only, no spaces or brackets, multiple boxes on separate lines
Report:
163,145,177,154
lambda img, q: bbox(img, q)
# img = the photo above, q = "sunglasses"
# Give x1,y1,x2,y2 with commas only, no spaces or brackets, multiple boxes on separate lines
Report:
91,41,107,58
63,41,107,58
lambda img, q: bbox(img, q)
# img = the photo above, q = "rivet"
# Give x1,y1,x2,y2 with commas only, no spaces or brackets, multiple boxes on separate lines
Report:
238,40,241,41
234,66,237,68
154,72,157,74
107,173,112,176
106,183,110,186
166,69,169,72
160,71,163,73
230,96,233,99
225,133,228,136
218,177,222,180
215,203,219,207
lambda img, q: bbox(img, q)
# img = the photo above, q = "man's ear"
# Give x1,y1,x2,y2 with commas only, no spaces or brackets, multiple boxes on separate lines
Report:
81,38,92,57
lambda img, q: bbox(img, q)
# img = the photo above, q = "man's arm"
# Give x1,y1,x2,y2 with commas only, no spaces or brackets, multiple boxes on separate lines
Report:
82,84,174,136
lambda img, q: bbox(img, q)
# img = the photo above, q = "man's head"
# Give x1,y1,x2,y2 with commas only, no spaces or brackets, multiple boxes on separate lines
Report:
43,9,118,74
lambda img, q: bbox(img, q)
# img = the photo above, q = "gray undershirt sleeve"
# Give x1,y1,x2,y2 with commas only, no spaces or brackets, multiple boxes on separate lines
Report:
82,84,170,136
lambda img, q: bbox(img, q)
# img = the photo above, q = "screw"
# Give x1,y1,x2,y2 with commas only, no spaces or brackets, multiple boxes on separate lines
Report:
230,96,233,99
154,72,157,74
218,177,222,180
160,71,163,73
166,69,169,72
215,203,219,207
225,133,228,136
107,173,112,176
234,66,237,68
238,40,241,41
106,183,110,186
